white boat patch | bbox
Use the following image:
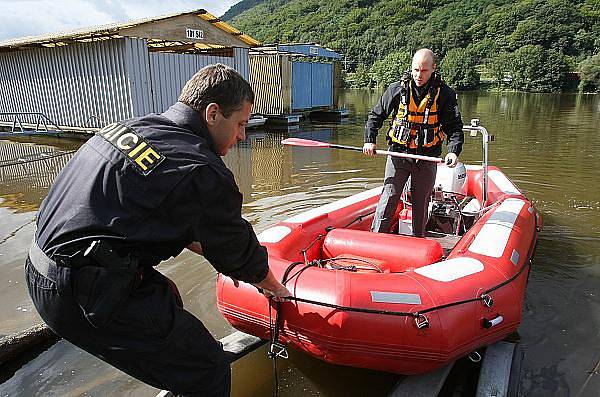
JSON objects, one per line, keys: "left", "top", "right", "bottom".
{"left": 286, "top": 187, "right": 381, "bottom": 224}
{"left": 257, "top": 226, "right": 292, "bottom": 243}
{"left": 489, "top": 170, "right": 520, "bottom": 195}
{"left": 370, "top": 291, "right": 422, "bottom": 305}
{"left": 465, "top": 164, "right": 483, "bottom": 170}
{"left": 468, "top": 199, "right": 526, "bottom": 258}
{"left": 414, "top": 257, "right": 484, "bottom": 282}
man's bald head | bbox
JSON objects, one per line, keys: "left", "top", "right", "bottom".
{"left": 411, "top": 48, "right": 436, "bottom": 87}
{"left": 413, "top": 49, "right": 436, "bottom": 66}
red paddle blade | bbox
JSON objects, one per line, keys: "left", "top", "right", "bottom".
{"left": 281, "top": 138, "right": 331, "bottom": 148}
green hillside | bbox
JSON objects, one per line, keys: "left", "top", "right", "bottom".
{"left": 223, "top": 0, "right": 600, "bottom": 92}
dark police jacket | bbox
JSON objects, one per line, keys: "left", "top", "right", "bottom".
{"left": 364, "top": 77, "right": 464, "bottom": 157}
{"left": 35, "top": 102, "right": 268, "bottom": 284}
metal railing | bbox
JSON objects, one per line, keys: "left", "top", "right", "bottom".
{"left": 0, "top": 112, "right": 63, "bottom": 134}
{"left": 463, "top": 119, "right": 494, "bottom": 207}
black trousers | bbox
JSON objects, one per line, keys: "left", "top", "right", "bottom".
{"left": 25, "top": 257, "right": 231, "bottom": 396}
{"left": 371, "top": 156, "right": 437, "bottom": 237}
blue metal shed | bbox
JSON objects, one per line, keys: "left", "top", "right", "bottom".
{"left": 249, "top": 43, "right": 342, "bottom": 115}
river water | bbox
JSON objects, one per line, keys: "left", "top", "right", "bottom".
{"left": 0, "top": 90, "right": 599, "bottom": 396}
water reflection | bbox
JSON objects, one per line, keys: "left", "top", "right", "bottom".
{"left": 0, "top": 141, "right": 75, "bottom": 212}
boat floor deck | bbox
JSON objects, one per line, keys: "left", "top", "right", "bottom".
{"left": 425, "top": 232, "right": 463, "bottom": 256}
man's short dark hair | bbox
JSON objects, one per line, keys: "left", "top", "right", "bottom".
{"left": 179, "top": 63, "right": 254, "bottom": 118}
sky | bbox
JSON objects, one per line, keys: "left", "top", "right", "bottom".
{"left": 0, "top": 0, "right": 242, "bottom": 41}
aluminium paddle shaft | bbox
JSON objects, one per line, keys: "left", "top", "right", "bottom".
{"left": 281, "top": 138, "right": 444, "bottom": 163}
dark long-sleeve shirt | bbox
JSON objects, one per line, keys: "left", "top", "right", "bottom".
{"left": 365, "top": 79, "right": 464, "bottom": 157}
{"left": 36, "top": 102, "right": 268, "bottom": 283}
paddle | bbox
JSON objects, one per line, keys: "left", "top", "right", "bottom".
{"left": 281, "top": 138, "right": 444, "bottom": 163}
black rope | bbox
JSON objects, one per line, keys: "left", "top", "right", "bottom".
{"left": 343, "top": 210, "right": 376, "bottom": 229}
{"left": 268, "top": 261, "right": 304, "bottom": 397}
{"left": 319, "top": 256, "right": 384, "bottom": 273}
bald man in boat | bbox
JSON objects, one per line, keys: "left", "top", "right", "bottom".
{"left": 364, "top": 48, "right": 464, "bottom": 236}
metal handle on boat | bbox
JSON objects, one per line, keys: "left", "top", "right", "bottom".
{"left": 482, "top": 315, "right": 504, "bottom": 329}
{"left": 462, "top": 119, "right": 493, "bottom": 208}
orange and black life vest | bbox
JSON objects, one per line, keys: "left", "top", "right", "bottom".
{"left": 387, "top": 73, "right": 445, "bottom": 151}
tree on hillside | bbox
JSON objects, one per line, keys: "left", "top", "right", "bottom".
{"left": 351, "top": 63, "right": 373, "bottom": 88}
{"left": 440, "top": 48, "right": 480, "bottom": 90}
{"left": 509, "top": 45, "right": 569, "bottom": 92}
{"left": 578, "top": 53, "right": 600, "bottom": 92}
{"left": 486, "top": 52, "right": 513, "bottom": 88}
{"left": 370, "top": 51, "right": 412, "bottom": 87}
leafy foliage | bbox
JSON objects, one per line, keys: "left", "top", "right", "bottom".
{"left": 578, "top": 53, "right": 600, "bottom": 91}
{"left": 223, "top": 0, "right": 600, "bottom": 92}
{"left": 440, "top": 48, "right": 480, "bottom": 90}
{"left": 370, "top": 51, "right": 411, "bottom": 88}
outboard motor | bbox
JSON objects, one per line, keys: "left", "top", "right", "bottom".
{"left": 427, "top": 163, "right": 475, "bottom": 235}
{"left": 434, "top": 163, "right": 467, "bottom": 198}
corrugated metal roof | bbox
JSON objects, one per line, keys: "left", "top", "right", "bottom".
{"left": 0, "top": 8, "right": 261, "bottom": 51}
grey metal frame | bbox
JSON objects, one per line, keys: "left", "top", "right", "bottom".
{"left": 0, "top": 112, "right": 63, "bottom": 133}
{"left": 463, "top": 118, "right": 492, "bottom": 207}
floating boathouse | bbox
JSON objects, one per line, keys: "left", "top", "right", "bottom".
{"left": 248, "top": 44, "right": 344, "bottom": 120}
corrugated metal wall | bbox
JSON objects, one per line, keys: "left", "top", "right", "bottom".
{"left": 234, "top": 48, "right": 249, "bottom": 81}
{"left": 0, "top": 38, "right": 147, "bottom": 128}
{"left": 125, "top": 39, "right": 153, "bottom": 118}
{"left": 0, "top": 41, "right": 250, "bottom": 127}
{"left": 249, "top": 54, "right": 285, "bottom": 116}
{"left": 149, "top": 48, "right": 249, "bottom": 114}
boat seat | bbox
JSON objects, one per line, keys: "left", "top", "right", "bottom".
{"left": 322, "top": 228, "right": 444, "bottom": 273}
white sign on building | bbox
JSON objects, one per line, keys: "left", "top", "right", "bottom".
{"left": 186, "top": 28, "right": 204, "bottom": 40}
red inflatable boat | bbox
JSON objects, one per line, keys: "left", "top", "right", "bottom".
{"left": 216, "top": 123, "right": 541, "bottom": 375}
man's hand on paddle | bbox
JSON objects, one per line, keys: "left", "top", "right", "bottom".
{"left": 363, "top": 143, "right": 376, "bottom": 156}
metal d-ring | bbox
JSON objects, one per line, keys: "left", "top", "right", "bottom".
{"left": 468, "top": 350, "right": 482, "bottom": 363}
{"left": 414, "top": 313, "right": 430, "bottom": 329}
{"left": 481, "top": 293, "right": 494, "bottom": 308}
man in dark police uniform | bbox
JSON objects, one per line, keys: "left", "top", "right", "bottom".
{"left": 25, "top": 64, "right": 291, "bottom": 396}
